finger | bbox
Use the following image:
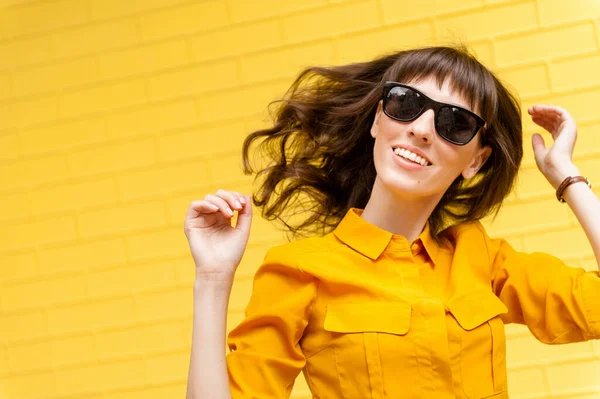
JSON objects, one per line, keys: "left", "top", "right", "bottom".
{"left": 204, "top": 194, "right": 235, "bottom": 218}
{"left": 531, "top": 133, "right": 546, "bottom": 165}
{"left": 190, "top": 199, "right": 219, "bottom": 214}
{"left": 215, "top": 189, "right": 244, "bottom": 211}
{"left": 234, "top": 194, "right": 253, "bottom": 233}
{"left": 234, "top": 192, "right": 246, "bottom": 205}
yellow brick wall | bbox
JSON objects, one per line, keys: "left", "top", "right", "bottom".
{"left": 0, "top": 0, "right": 599, "bottom": 398}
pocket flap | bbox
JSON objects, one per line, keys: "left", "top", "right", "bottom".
{"left": 446, "top": 291, "right": 508, "bottom": 331}
{"left": 324, "top": 301, "right": 411, "bottom": 335}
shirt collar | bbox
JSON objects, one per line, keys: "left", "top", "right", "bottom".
{"left": 332, "top": 207, "right": 442, "bottom": 263}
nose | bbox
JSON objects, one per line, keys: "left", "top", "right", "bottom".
{"left": 408, "top": 108, "right": 435, "bottom": 143}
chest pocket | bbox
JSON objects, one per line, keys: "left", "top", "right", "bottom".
{"left": 446, "top": 291, "right": 509, "bottom": 399}
{"left": 323, "top": 301, "right": 417, "bottom": 399}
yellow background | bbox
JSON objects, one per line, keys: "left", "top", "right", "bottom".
{"left": 0, "top": 0, "right": 599, "bottom": 398}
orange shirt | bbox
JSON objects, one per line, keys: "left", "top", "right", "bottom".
{"left": 226, "top": 208, "right": 600, "bottom": 398}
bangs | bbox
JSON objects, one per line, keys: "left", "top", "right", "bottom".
{"left": 384, "top": 46, "right": 499, "bottom": 129}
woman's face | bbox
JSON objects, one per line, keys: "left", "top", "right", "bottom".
{"left": 370, "top": 75, "right": 492, "bottom": 200}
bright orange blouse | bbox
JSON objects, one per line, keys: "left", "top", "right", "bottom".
{"left": 226, "top": 208, "right": 600, "bottom": 399}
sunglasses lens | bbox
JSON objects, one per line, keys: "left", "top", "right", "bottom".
{"left": 384, "top": 86, "right": 424, "bottom": 120}
{"left": 436, "top": 106, "right": 478, "bottom": 144}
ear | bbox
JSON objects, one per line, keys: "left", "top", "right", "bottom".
{"left": 370, "top": 100, "right": 383, "bottom": 139}
{"left": 462, "top": 145, "right": 492, "bottom": 180}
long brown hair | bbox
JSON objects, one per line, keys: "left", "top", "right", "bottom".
{"left": 241, "top": 44, "right": 523, "bottom": 244}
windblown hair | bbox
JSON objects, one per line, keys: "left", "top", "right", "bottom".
{"left": 241, "top": 44, "right": 523, "bottom": 244}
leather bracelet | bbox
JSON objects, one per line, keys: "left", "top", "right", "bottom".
{"left": 556, "top": 176, "right": 591, "bottom": 203}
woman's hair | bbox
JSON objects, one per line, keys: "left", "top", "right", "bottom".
{"left": 241, "top": 44, "right": 523, "bottom": 244}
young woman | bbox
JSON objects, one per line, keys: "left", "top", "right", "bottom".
{"left": 184, "top": 46, "right": 600, "bottom": 399}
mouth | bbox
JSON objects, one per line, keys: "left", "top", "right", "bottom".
{"left": 391, "top": 146, "right": 432, "bottom": 167}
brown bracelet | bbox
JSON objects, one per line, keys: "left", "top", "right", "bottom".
{"left": 556, "top": 176, "right": 591, "bottom": 203}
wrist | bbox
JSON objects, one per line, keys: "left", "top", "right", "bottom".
{"left": 194, "top": 277, "right": 234, "bottom": 294}
{"left": 548, "top": 164, "right": 581, "bottom": 189}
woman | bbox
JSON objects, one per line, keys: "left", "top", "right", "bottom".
{"left": 184, "top": 45, "right": 600, "bottom": 399}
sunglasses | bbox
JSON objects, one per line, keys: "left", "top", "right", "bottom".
{"left": 381, "top": 81, "right": 486, "bottom": 146}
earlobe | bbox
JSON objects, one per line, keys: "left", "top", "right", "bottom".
{"left": 462, "top": 145, "right": 492, "bottom": 179}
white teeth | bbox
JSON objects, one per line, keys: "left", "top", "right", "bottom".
{"left": 393, "top": 147, "right": 430, "bottom": 166}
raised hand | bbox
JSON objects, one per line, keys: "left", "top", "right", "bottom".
{"left": 528, "top": 104, "right": 580, "bottom": 189}
{"left": 183, "top": 189, "right": 253, "bottom": 281}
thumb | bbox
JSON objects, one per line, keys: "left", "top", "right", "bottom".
{"left": 531, "top": 133, "right": 546, "bottom": 165}
{"left": 234, "top": 194, "right": 253, "bottom": 235}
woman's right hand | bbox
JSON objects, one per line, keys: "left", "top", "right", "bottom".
{"left": 184, "top": 189, "right": 253, "bottom": 282}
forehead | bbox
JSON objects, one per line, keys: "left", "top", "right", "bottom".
{"left": 403, "top": 75, "right": 479, "bottom": 114}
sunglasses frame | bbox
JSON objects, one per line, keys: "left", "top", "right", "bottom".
{"left": 381, "top": 81, "right": 486, "bottom": 146}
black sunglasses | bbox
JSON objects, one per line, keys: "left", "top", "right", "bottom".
{"left": 381, "top": 81, "right": 486, "bottom": 146}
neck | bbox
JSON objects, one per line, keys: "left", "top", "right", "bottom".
{"left": 361, "top": 176, "right": 443, "bottom": 242}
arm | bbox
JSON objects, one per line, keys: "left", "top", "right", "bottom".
{"left": 187, "top": 278, "right": 234, "bottom": 399}
{"left": 528, "top": 105, "right": 600, "bottom": 271}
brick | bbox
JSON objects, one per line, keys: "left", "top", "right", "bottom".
{"left": 47, "top": 297, "right": 136, "bottom": 334}
{"left": 0, "top": 214, "right": 77, "bottom": 252}
{"left": 506, "top": 368, "right": 548, "bottom": 396}
{"left": 148, "top": 59, "right": 238, "bottom": 101}
{"left": 95, "top": 322, "right": 183, "bottom": 359}
{"left": 575, "top": 158, "right": 600, "bottom": 185}
{"left": 0, "top": 131, "right": 21, "bottom": 163}
{"left": 0, "top": 371, "right": 56, "bottom": 398}
{"left": 206, "top": 152, "right": 254, "bottom": 186}
{"left": 539, "top": 0, "right": 600, "bottom": 26}
{"left": 117, "top": 159, "right": 210, "bottom": 201}
{"left": 241, "top": 41, "right": 335, "bottom": 83}
{"left": 5, "top": 95, "right": 59, "bottom": 128}
{"left": 136, "top": 288, "right": 190, "bottom": 321}
{"left": 39, "top": 237, "right": 127, "bottom": 274}
{"left": 126, "top": 227, "right": 186, "bottom": 262}
{"left": 60, "top": 78, "right": 147, "bottom": 119}
{"left": 0, "top": 310, "right": 45, "bottom": 344}
{"left": 229, "top": 0, "right": 325, "bottom": 23}
{"left": 54, "top": 18, "right": 138, "bottom": 59}
{"left": 550, "top": 54, "right": 600, "bottom": 92}
{"left": 547, "top": 359, "right": 600, "bottom": 393}
{"left": 190, "top": 20, "right": 281, "bottom": 62}
{"left": 235, "top": 245, "right": 270, "bottom": 279}
{"left": 78, "top": 200, "right": 166, "bottom": 238}
{"left": 90, "top": 0, "right": 182, "bottom": 20}
{"left": 226, "top": 309, "right": 245, "bottom": 333}
{"left": 514, "top": 165, "right": 557, "bottom": 199}
{"left": 436, "top": 1, "right": 537, "bottom": 41}
{"left": 99, "top": 39, "right": 189, "bottom": 80}
{"left": 0, "top": 191, "right": 29, "bottom": 222}
{"left": 158, "top": 120, "right": 247, "bottom": 161}
{"left": 575, "top": 123, "right": 600, "bottom": 157}
{"left": 470, "top": 41, "right": 494, "bottom": 68}
{"left": 146, "top": 351, "right": 188, "bottom": 382}
{"left": 0, "top": 251, "right": 36, "bottom": 284}
{"left": 229, "top": 277, "right": 254, "bottom": 312}
{"left": 103, "top": 384, "right": 184, "bottom": 399}
{"left": 1, "top": 274, "right": 87, "bottom": 312}
{"left": 547, "top": 88, "right": 600, "bottom": 123}
{"left": 0, "top": 35, "right": 53, "bottom": 69}
{"left": 105, "top": 100, "right": 198, "bottom": 139}
{"left": 52, "top": 333, "right": 97, "bottom": 367}
{"left": 0, "top": 0, "right": 88, "bottom": 39}
{"left": 0, "top": 153, "right": 68, "bottom": 189}
{"left": 0, "top": 73, "right": 13, "bottom": 100}
{"left": 495, "top": 24, "right": 597, "bottom": 67}
{"left": 0, "top": 346, "right": 7, "bottom": 375}
{"left": 498, "top": 64, "right": 549, "bottom": 98}
{"left": 522, "top": 226, "right": 593, "bottom": 259}
{"left": 382, "top": 0, "right": 484, "bottom": 23}
{"left": 506, "top": 334, "right": 594, "bottom": 366}
{"left": 335, "top": 22, "right": 434, "bottom": 64}
{"left": 487, "top": 198, "right": 571, "bottom": 237}
{"left": 21, "top": 115, "right": 108, "bottom": 156}
{"left": 55, "top": 358, "right": 146, "bottom": 396}
{"left": 282, "top": 0, "right": 379, "bottom": 43}
{"left": 30, "top": 177, "right": 117, "bottom": 216}
{"left": 139, "top": 1, "right": 228, "bottom": 41}
{"left": 69, "top": 136, "right": 155, "bottom": 178}
{"left": 7, "top": 339, "right": 56, "bottom": 372}
{"left": 197, "top": 80, "right": 292, "bottom": 123}
{"left": 87, "top": 261, "right": 177, "bottom": 299}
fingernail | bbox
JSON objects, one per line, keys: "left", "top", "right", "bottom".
{"left": 235, "top": 200, "right": 242, "bottom": 209}
{"left": 227, "top": 208, "right": 234, "bottom": 216}
{"left": 239, "top": 196, "right": 246, "bottom": 204}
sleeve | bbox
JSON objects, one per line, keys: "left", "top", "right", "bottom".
{"left": 226, "top": 245, "right": 318, "bottom": 399}
{"left": 489, "top": 237, "right": 600, "bottom": 344}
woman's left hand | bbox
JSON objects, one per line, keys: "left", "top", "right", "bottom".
{"left": 528, "top": 104, "right": 580, "bottom": 189}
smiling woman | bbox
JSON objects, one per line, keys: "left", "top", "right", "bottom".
{"left": 184, "top": 45, "right": 600, "bottom": 399}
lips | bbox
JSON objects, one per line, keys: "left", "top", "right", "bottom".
{"left": 391, "top": 145, "right": 433, "bottom": 166}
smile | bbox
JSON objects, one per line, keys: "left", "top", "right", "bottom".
{"left": 392, "top": 147, "right": 431, "bottom": 166}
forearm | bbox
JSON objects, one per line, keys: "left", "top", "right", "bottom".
{"left": 561, "top": 169, "right": 600, "bottom": 272}
{"left": 186, "top": 278, "right": 234, "bottom": 399}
